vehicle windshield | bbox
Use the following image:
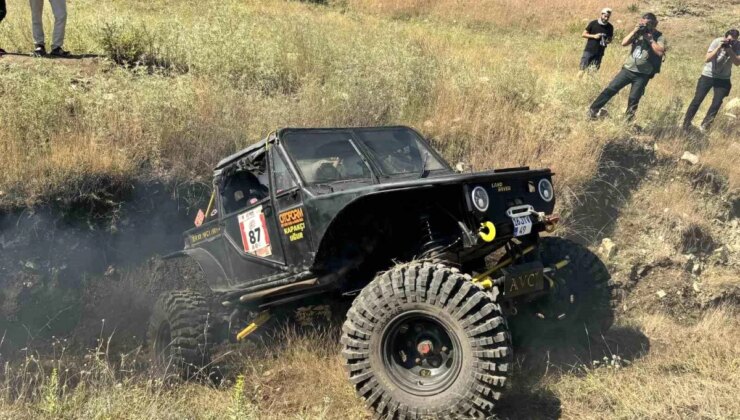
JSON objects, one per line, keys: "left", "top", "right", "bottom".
{"left": 281, "top": 131, "right": 372, "bottom": 184}
{"left": 281, "top": 128, "right": 447, "bottom": 185}
{"left": 354, "top": 127, "right": 446, "bottom": 176}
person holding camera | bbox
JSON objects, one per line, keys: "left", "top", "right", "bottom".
{"left": 579, "top": 8, "right": 614, "bottom": 72}
{"left": 589, "top": 13, "right": 666, "bottom": 121}
{"left": 0, "top": 0, "right": 7, "bottom": 56}
{"left": 682, "top": 29, "right": 740, "bottom": 132}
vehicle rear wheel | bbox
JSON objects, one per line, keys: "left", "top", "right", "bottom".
{"left": 513, "top": 237, "right": 617, "bottom": 342}
{"left": 341, "top": 262, "right": 511, "bottom": 419}
{"left": 147, "top": 290, "right": 215, "bottom": 379}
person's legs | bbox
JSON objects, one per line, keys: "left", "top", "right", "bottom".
{"left": 579, "top": 51, "right": 594, "bottom": 71}
{"left": 700, "top": 78, "right": 732, "bottom": 130}
{"left": 591, "top": 53, "right": 604, "bottom": 70}
{"left": 625, "top": 73, "right": 651, "bottom": 121}
{"left": 683, "top": 76, "right": 713, "bottom": 129}
{"left": 29, "top": 0, "right": 45, "bottom": 47}
{"left": 590, "top": 68, "right": 634, "bottom": 114}
{"left": 49, "top": 0, "right": 67, "bottom": 51}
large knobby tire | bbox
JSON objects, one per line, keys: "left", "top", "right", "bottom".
{"left": 513, "top": 237, "right": 617, "bottom": 342}
{"left": 341, "top": 262, "right": 511, "bottom": 419}
{"left": 147, "top": 290, "right": 215, "bottom": 379}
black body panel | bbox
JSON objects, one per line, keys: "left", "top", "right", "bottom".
{"left": 183, "top": 126, "right": 555, "bottom": 293}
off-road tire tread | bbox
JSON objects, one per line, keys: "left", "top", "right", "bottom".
{"left": 147, "top": 290, "right": 215, "bottom": 378}
{"left": 342, "top": 262, "right": 511, "bottom": 419}
{"left": 512, "top": 237, "right": 617, "bottom": 342}
{"left": 541, "top": 237, "right": 617, "bottom": 331}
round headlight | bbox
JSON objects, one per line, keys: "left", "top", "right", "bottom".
{"left": 471, "top": 186, "right": 489, "bottom": 212}
{"left": 538, "top": 179, "right": 554, "bottom": 202}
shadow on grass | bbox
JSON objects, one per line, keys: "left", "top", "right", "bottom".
{"left": 47, "top": 53, "right": 103, "bottom": 60}
{"left": 497, "top": 381, "right": 562, "bottom": 419}
{"left": 564, "top": 138, "right": 655, "bottom": 245}
{"left": 497, "top": 325, "right": 650, "bottom": 419}
{"left": 0, "top": 52, "right": 102, "bottom": 60}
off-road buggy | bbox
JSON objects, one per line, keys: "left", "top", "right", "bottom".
{"left": 149, "top": 126, "right": 615, "bottom": 418}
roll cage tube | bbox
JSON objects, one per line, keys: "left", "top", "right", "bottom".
{"left": 273, "top": 141, "right": 306, "bottom": 190}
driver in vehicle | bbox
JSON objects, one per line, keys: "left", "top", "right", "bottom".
{"left": 375, "top": 130, "right": 422, "bottom": 174}
{"left": 309, "top": 140, "right": 367, "bottom": 182}
{"left": 222, "top": 170, "right": 269, "bottom": 212}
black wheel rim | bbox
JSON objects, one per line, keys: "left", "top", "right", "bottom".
{"left": 538, "top": 271, "right": 578, "bottom": 319}
{"left": 536, "top": 270, "right": 600, "bottom": 326}
{"left": 381, "top": 310, "right": 462, "bottom": 396}
{"left": 154, "top": 322, "right": 172, "bottom": 364}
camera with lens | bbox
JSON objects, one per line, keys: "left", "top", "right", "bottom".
{"left": 720, "top": 39, "right": 735, "bottom": 48}
{"left": 637, "top": 24, "right": 649, "bottom": 35}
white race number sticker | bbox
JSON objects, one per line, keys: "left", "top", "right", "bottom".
{"left": 238, "top": 206, "right": 272, "bottom": 257}
{"left": 512, "top": 216, "right": 532, "bottom": 237}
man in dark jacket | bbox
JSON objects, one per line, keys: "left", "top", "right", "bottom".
{"left": 579, "top": 8, "right": 614, "bottom": 72}
{"left": 683, "top": 29, "right": 740, "bottom": 132}
{"left": 0, "top": 0, "right": 7, "bottom": 55}
{"left": 589, "top": 13, "right": 666, "bottom": 121}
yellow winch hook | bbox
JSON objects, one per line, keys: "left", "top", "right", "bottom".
{"left": 479, "top": 221, "right": 496, "bottom": 242}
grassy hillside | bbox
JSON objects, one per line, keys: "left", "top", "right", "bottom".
{"left": 1, "top": 0, "right": 736, "bottom": 209}
{"left": 1, "top": 0, "right": 739, "bottom": 418}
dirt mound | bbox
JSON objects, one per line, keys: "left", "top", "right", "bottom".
{"left": 71, "top": 256, "right": 210, "bottom": 352}
{"left": 594, "top": 140, "right": 740, "bottom": 321}
{"left": 0, "top": 182, "right": 206, "bottom": 353}
{"left": 618, "top": 259, "right": 740, "bottom": 322}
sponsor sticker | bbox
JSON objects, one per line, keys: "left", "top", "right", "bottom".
{"left": 189, "top": 226, "right": 221, "bottom": 245}
{"left": 238, "top": 206, "right": 272, "bottom": 257}
{"left": 279, "top": 207, "right": 306, "bottom": 242}
{"left": 194, "top": 209, "right": 205, "bottom": 227}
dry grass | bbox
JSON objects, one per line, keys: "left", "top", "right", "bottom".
{"left": 550, "top": 307, "right": 740, "bottom": 419}
{"left": 2, "top": 308, "right": 739, "bottom": 419}
{"left": 0, "top": 327, "right": 365, "bottom": 420}
{"left": 619, "top": 178, "right": 718, "bottom": 257}
{"left": 344, "top": 0, "right": 637, "bottom": 33}
{"left": 1, "top": 0, "right": 739, "bottom": 418}
{"left": 702, "top": 136, "right": 740, "bottom": 191}
{"left": 1, "top": 0, "right": 737, "bottom": 209}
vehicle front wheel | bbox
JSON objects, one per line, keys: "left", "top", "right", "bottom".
{"left": 341, "top": 262, "right": 511, "bottom": 419}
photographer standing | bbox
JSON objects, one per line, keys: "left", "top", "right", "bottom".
{"left": 589, "top": 13, "right": 666, "bottom": 121}
{"left": 579, "top": 8, "right": 614, "bottom": 72}
{"left": 683, "top": 29, "right": 740, "bottom": 132}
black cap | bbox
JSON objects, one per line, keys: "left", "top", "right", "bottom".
{"left": 726, "top": 29, "right": 739, "bottom": 38}
{"left": 642, "top": 12, "right": 658, "bottom": 23}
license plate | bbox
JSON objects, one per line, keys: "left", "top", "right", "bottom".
{"left": 502, "top": 262, "right": 544, "bottom": 298}
{"left": 511, "top": 215, "right": 532, "bottom": 237}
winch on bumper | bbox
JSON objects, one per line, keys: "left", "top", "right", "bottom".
{"left": 466, "top": 199, "right": 565, "bottom": 302}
